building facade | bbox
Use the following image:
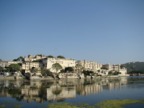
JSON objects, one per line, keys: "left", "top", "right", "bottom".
{"left": 102, "top": 64, "right": 127, "bottom": 75}
{"left": 77, "top": 60, "right": 102, "bottom": 72}
{"left": 42, "top": 58, "right": 76, "bottom": 73}
{"left": 0, "top": 61, "right": 21, "bottom": 68}
{"left": 22, "top": 62, "right": 40, "bottom": 72}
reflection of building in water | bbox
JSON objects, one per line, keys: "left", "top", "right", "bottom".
{"left": 0, "top": 77, "right": 128, "bottom": 103}
{"left": 76, "top": 83, "right": 102, "bottom": 96}
{"left": 107, "top": 77, "right": 128, "bottom": 90}
{"left": 46, "top": 84, "right": 76, "bottom": 101}
{"left": 108, "top": 82, "right": 121, "bottom": 90}
{"left": 120, "top": 77, "right": 128, "bottom": 85}
{"left": 21, "top": 81, "right": 44, "bottom": 103}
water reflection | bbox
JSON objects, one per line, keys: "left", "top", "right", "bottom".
{"left": 0, "top": 77, "right": 141, "bottom": 103}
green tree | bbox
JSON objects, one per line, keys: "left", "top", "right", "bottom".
{"left": 57, "top": 55, "right": 65, "bottom": 59}
{"left": 52, "top": 63, "right": 62, "bottom": 73}
{"left": 9, "top": 64, "right": 21, "bottom": 72}
{"left": 101, "top": 66, "right": 108, "bottom": 70}
{"left": 41, "top": 69, "right": 53, "bottom": 77}
{"left": 82, "top": 70, "right": 94, "bottom": 77}
{"left": 13, "top": 56, "right": 24, "bottom": 62}
{"left": 47, "top": 55, "right": 54, "bottom": 58}
{"left": 0, "top": 66, "right": 4, "bottom": 72}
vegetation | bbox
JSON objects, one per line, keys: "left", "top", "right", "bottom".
{"left": 108, "top": 71, "right": 121, "bottom": 75}
{"left": 101, "top": 66, "right": 108, "bottom": 70}
{"left": 47, "top": 55, "right": 54, "bottom": 58}
{"left": 48, "top": 103, "right": 78, "bottom": 108}
{"left": 0, "top": 66, "right": 4, "bottom": 72}
{"left": 8, "top": 64, "right": 21, "bottom": 72}
{"left": 41, "top": 68, "right": 53, "bottom": 77}
{"left": 95, "top": 99, "right": 143, "bottom": 108}
{"left": 52, "top": 63, "right": 62, "bottom": 73}
{"left": 122, "top": 62, "right": 144, "bottom": 74}
{"left": 57, "top": 55, "right": 65, "bottom": 59}
{"left": 13, "top": 56, "right": 24, "bottom": 62}
{"left": 82, "top": 70, "right": 94, "bottom": 77}
{"left": 48, "top": 99, "right": 144, "bottom": 108}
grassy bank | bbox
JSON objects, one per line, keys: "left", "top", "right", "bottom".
{"left": 0, "top": 99, "right": 144, "bottom": 108}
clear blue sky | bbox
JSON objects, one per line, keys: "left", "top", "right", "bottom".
{"left": 0, "top": 0, "right": 144, "bottom": 64}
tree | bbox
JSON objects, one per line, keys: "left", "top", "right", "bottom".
{"left": 82, "top": 70, "right": 94, "bottom": 77}
{"left": 52, "top": 63, "right": 62, "bottom": 73}
{"left": 9, "top": 64, "right": 21, "bottom": 72}
{"left": 57, "top": 55, "right": 65, "bottom": 59}
{"left": 13, "top": 56, "right": 24, "bottom": 62}
{"left": 0, "top": 66, "right": 4, "bottom": 72}
{"left": 47, "top": 55, "right": 54, "bottom": 58}
{"left": 41, "top": 69, "right": 53, "bottom": 77}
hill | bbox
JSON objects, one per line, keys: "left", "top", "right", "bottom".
{"left": 122, "top": 62, "right": 144, "bottom": 73}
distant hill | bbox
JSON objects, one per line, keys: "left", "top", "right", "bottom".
{"left": 122, "top": 62, "right": 144, "bottom": 73}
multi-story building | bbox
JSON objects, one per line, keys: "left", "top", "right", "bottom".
{"left": 77, "top": 60, "right": 102, "bottom": 72}
{"left": 102, "top": 64, "right": 127, "bottom": 75}
{"left": 102, "top": 64, "right": 113, "bottom": 70}
{"left": 22, "top": 62, "right": 40, "bottom": 72}
{"left": 0, "top": 61, "right": 21, "bottom": 68}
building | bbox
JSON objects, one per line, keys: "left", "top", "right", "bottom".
{"left": 43, "top": 58, "right": 76, "bottom": 73}
{"left": 24, "top": 54, "right": 47, "bottom": 62}
{"left": 22, "top": 62, "right": 40, "bottom": 72}
{"left": 102, "top": 64, "right": 113, "bottom": 70}
{"left": 102, "top": 64, "right": 127, "bottom": 76}
{"left": 0, "top": 61, "right": 21, "bottom": 68}
{"left": 77, "top": 60, "right": 102, "bottom": 72}
{"left": 0, "top": 61, "right": 8, "bottom": 67}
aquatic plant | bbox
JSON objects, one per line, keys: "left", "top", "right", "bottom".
{"left": 48, "top": 103, "right": 79, "bottom": 108}
{"left": 95, "top": 99, "right": 143, "bottom": 108}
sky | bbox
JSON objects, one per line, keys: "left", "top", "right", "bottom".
{"left": 0, "top": 0, "right": 144, "bottom": 64}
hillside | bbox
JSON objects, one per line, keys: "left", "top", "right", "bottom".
{"left": 122, "top": 62, "right": 144, "bottom": 73}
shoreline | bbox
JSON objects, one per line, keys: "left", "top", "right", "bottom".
{"left": 1, "top": 75, "right": 144, "bottom": 81}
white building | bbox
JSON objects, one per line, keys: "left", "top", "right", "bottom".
{"left": 22, "top": 62, "right": 40, "bottom": 71}
{"left": 119, "top": 67, "right": 128, "bottom": 76}
{"left": 77, "top": 60, "right": 102, "bottom": 72}
{"left": 43, "top": 58, "right": 76, "bottom": 73}
{"left": 102, "top": 64, "right": 127, "bottom": 76}
{"left": 0, "top": 61, "right": 21, "bottom": 68}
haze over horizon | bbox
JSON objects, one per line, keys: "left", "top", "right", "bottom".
{"left": 0, "top": 0, "right": 144, "bottom": 64}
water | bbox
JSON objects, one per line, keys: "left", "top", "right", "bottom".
{"left": 0, "top": 76, "right": 144, "bottom": 108}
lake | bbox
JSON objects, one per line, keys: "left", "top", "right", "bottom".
{"left": 0, "top": 76, "right": 144, "bottom": 108}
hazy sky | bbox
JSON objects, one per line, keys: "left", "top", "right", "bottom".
{"left": 0, "top": 0, "right": 144, "bottom": 64}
